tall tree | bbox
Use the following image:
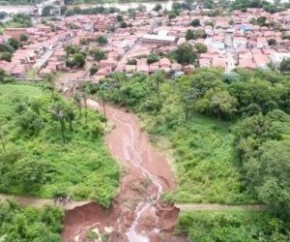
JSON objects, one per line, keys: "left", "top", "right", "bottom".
{"left": 50, "top": 102, "right": 67, "bottom": 143}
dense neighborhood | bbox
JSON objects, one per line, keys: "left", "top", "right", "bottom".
{"left": 2, "top": 3, "right": 290, "bottom": 82}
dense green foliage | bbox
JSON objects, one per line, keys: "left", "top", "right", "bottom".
{"left": 0, "top": 200, "right": 64, "bottom": 242}
{"left": 280, "top": 58, "right": 290, "bottom": 72}
{"left": 95, "top": 68, "right": 290, "bottom": 216}
{"left": 230, "top": 0, "right": 285, "bottom": 13}
{"left": 176, "top": 211, "right": 290, "bottom": 242}
{"left": 0, "top": 83, "right": 119, "bottom": 207}
{"left": 5, "top": 13, "right": 32, "bottom": 28}
{"left": 0, "top": 38, "right": 21, "bottom": 62}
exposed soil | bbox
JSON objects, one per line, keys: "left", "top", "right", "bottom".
{"left": 62, "top": 100, "right": 185, "bottom": 242}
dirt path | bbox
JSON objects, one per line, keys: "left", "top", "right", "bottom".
{"left": 0, "top": 193, "right": 89, "bottom": 210}
{"left": 176, "top": 203, "right": 266, "bottom": 212}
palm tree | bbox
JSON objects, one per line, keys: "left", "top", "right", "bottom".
{"left": 73, "top": 93, "right": 82, "bottom": 118}
{"left": 50, "top": 102, "right": 66, "bottom": 143}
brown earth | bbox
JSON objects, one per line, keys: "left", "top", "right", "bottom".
{"left": 62, "top": 99, "right": 184, "bottom": 242}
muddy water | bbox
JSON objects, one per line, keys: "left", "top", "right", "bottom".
{"left": 80, "top": 99, "right": 177, "bottom": 242}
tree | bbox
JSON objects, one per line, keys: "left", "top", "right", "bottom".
{"left": 195, "top": 43, "right": 208, "bottom": 53}
{"left": 153, "top": 3, "right": 162, "bottom": 11}
{"left": 257, "top": 16, "right": 267, "bottom": 26}
{"left": 120, "top": 22, "right": 128, "bottom": 28}
{"left": 256, "top": 140, "right": 290, "bottom": 218}
{"left": 116, "top": 15, "right": 123, "bottom": 22}
{"left": 50, "top": 102, "right": 67, "bottom": 143}
{"left": 19, "top": 34, "right": 28, "bottom": 42}
{"left": 96, "top": 35, "right": 108, "bottom": 45}
{"left": 66, "top": 53, "right": 86, "bottom": 68}
{"left": 12, "top": 158, "right": 48, "bottom": 193}
{"left": 147, "top": 53, "right": 159, "bottom": 64}
{"left": 11, "top": 13, "right": 32, "bottom": 27}
{"left": 18, "top": 110, "right": 44, "bottom": 136}
{"left": 7, "top": 38, "right": 21, "bottom": 50}
{"left": 191, "top": 19, "right": 201, "bottom": 27}
{"left": 73, "top": 93, "right": 82, "bottom": 118}
{"left": 65, "top": 45, "right": 79, "bottom": 55}
{"left": 90, "top": 49, "right": 105, "bottom": 61}
{"left": 174, "top": 44, "right": 197, "bottom": 65}
{"left": 1, "top": 52, "right": 12, "bottom": 62}
{"left": 82, "top": 90, "right": 89, "bottom": 125}
{"left": 195, "top": 88, "right": 238, "bottom": 119}
{"left": 168, "top": 11, "right": 177, "bottom": 20}
{"left": 267, "top": 38, "right": 277, "bottom": 46}
{"left": 279, "top": 58, "right": 290, "bottom": 72}
{"left": 89, "top": 64, "right": 98, "bottom": 75}
{"left": 185, "top": 30, "right": 195, "bottom": 40}
{"left": 0, "top": 11, "right": 7, "bottom": 20}
{"left": 74, "top": 53, "right": 86, "bottom": 68}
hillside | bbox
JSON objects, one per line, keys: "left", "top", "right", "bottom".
{"left": 0, "top": 82, "right": 119, "bottom": 208}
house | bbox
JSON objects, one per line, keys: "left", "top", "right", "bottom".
{"left": 233, "top": 37, "right": 247, "bottom": 49}
{"left": 141, "top": 34, "right": 176, "bottom": 45}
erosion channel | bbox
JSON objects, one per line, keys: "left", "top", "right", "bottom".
{"left": 63, "top": 99, "right": 185, "bottom": 242}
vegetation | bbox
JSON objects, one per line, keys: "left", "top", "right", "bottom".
{"left": 5, "top": 13, "right": 32, "bottom": 28}
{"left": 0, "top": 52, "right": 12, "bottom": 62}
{"left": 176, "top": 211, "right": 290, "bottom": 242}
{"left": 147, "top": 53, "right": 160, "bottom": 64}
{"left": 94, "top": 68, "right": 290, "bottom": 214}
{"left": 0, "top": 200, "right": 64, "bottom": 242}
{"left": 194, "top": 43, "right": 207, "bottom": 53}
{"left": 230, "top": 0, "right": 285, "bottom": 13}
{"left": 96, "top": 35, "right": 108, "bottom": 46}
{"left": 90, "top": 49, "right": 106, "bottom": 61}
{"left": 171, "top": 44, "right": 197, "bottom": 65}
{"left": 0, "top": 83, "right": 119, "bottom": 207}
{"left": 89, "top": 67, "right": 290, "bottom": 239}
{"left": 279, "top": 58, "right": 290, "bottom": 72}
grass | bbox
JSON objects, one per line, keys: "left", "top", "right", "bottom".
{"left": 176, "top": 210, "right": 290, "bottom": 242}
{"left": 138, "top": 83, "right": 255, "bottom": 205}
{"left": 162, "top": 114, "right": 255, "bottom": 204}
{"left": 0, "top": 83, "right": 119, "bottom": 207}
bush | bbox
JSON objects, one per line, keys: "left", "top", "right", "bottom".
{"left": 173, "top": 44, "right": 197, "bottom": 65}
{"left": 96, "top": 35, "right": 108, "bottom": 45}
{"left": 279, "top": 58, "right": 290, "bottom": 72}
{"left": 147, "top": 53, "right": 159, "bottom": 64}
{"left": 7, "top": 38, "right": 21, "bottom": 50}
{"left": 127, "top": 59, "right": 137, "bottom": 65}
{"left": 19, "top": 34, "right": 28, "bottom": 42}
{"left": 191, "top": 19, "right": 200, "bottom": 26}
{"left": 194, "top": 43, "right": 207, "bottom": 53}
{"left": 120, "top": 21, "right": 128, "bottom": 28}
{"left": 185, "top": 30, "right": 194, "bottom": 40}
{"left": 267, "top": 38, "right": 277, "bottom": 46}
{"left": 89, "top": 64, "right": 98, "bottom": 75}
{"left": 91, "top": 49, "right": 106, "bottom": 61}
{"left": 1, "top": 52, "right": 12, "bottom": 62}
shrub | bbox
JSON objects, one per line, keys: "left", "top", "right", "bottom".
{"left": 147, "top": 53, "right": 160, "bottom": 64}
{"left": 1, "top": 52, "right": 12, "bottom": 62}
{"left": 90, "top": 64, "right": 98, "bottom": 75}
{"left": 19, "top": 34, "right": 28, "bottom": 42}
{"left": 191, "top": 19, "right": 200, "bottom": 26}
{"left": 96, "top": 35, "right": 108, "bottom": 45}
{"left": 194, "top": 43, "right": 207, "bottom": 53}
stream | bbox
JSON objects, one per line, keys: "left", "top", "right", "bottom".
{"left": 73, "top": 99, "right": 179, "bottom": 242}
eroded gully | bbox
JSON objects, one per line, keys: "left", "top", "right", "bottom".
{"left": 62, "top": 99, "right": 186, "bottom": 242}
